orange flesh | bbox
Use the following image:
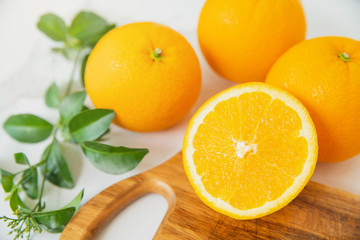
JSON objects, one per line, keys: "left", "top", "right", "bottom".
{"left": 193, "top": 92, "right": 308, "bottom": 210}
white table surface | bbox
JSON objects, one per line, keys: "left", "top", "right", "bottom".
{"left": 0, "top": 0, "right": 360, "bottom": 239}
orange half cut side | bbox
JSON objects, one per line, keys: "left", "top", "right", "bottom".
{"left": 183, "top": 82, "right": 318, "bottom": 219}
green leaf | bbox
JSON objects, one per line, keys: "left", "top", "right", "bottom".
{"left": 21, "top": 207, "right": 32, "bottom": 214}
{"left": 81, "top": 141, "right": 148, "bottom": 174}
{"left": 65, "top": 36, "right": 82, "bottom": 49}
{"left": 96, "top": 128, "right": 110, "bottom": 141}
{"left": 88, "top": 23, "right": 116, "bottom": 47}
{"left": 21, "top": 167, "right": 38, "bottom": 199}
{"left": 59, "top": 91, "right": 86, "bottom": 126}
{"left": 69, "top": 109, "right": 115, "bottom": 143}
{"left": 60, "top": 106, "right": 90, "bottom": 144}
{"left": 33, "top": 207, "right": 75, "bottom": 233}
{"left": 81, "top": 54, "right": 89, "bottom": 87}
{"left": 10, "top": 190, "right": 28, "bottom": 212}
{"left": 0, "top": 169, "right": 14, "bottom": 192}
{"left": 62, "top": 189, "right": 84, "bottom": 211}
{"left": 81, "top": 105, "right": 90, "bottom": 112}
{"left": 14, "top": 152, "right": 30, "bottom": 165}
{"left": 68, "top": 11, "right": 110, "bottom": 45}
{"left": 36, "top": 201, "right": 46, "bottom": 211}
{"left": 37, "top": 13, "right": 67, "bottom": 41}
{"left": 3, "top": 114, "right": 53, "bottom": 143}
{"left": 60, "top": 126, "right": 76, "bottom": 143}
{"left": 42, "top": 140, "right": 74, "bottom": 189}
{"left": 45, "top": 82, "right": 61, "bottom": 108}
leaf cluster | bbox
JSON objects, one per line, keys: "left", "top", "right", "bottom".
{"left": 2, "top": 80, "right": 148, "bottom": 239}
{"left": 0, "top": 11, "right": 148, "bottom": 240}
{"left": 38, "top": 11, "right": 116, "bottom": 87}
{"left": 38, "top": 11, "right": 115, "bottom": 60}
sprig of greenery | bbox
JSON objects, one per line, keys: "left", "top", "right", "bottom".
{"left": 0, "top": 11, "right": 148, "bottom": 239}
{"left": 1, "top": 208, "right": 42, "bottom": 239}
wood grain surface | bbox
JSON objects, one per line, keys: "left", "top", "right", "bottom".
{"left": 60, "top": 152, "right": 360, "bottom": 240}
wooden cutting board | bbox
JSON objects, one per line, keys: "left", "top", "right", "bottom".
{"left": 60, "top": 152, "right": 360, "bottom": 240}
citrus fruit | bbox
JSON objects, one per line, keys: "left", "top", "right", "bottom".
{"left": 85, "top": 22, "right": 201, "bottom": 132}
{"left": 198, "top": 0, "right": 306, "bottom": 83}
{"left": 183, "top": 82, "right": 317, "bottom": 219}
{"left": 266, "top": 36, "right": 360, "bottom": 163}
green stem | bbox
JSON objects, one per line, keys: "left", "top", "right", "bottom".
{"left": 150, "top": 48, "right": 163, "bottom": 62}
{"left": 0, "top": 216, "right": 17, "bottom": 221}
{"left": 18, "top": 220, "right": 25, "bottom": 235}
{"left": 32, "top": 48, "right": 79, "bottom": 212}
{"left": 64, "top": 50, "right": 81, "bottom": 96}
{"left": 34, "top": 169, "right": 46, "bottom": 212}
{"left": 13, "top": 169, "right": 27, "bottom": 178}
{"left": 27, "top": 228, "right": 31, "bottom": 240}
{"left": 32, "top": 49, "right": 80, "bottom": 211}
{"left": 33, "top": 122, "right": 60, "bottom": 212}
{"left": 338, "top": 52, "right": 351, "bottom": 62}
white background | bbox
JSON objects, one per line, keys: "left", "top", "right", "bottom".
{"left": 0, "top": 0, "right": 360, "bottom": 239}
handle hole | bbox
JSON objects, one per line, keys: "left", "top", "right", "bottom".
{"left": 95, "top": 193, "right": 168, "bottom": 240}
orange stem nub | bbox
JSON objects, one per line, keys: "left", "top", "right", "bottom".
{"left": 338, "top": 52, "right": 351, "bottom": 62}
{"left": 151, "top": 48, "right": 163, "bottom": 62}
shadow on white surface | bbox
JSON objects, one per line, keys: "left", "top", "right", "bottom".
{"left": 311, "top": 154, "right": 360, "bottom": 194}
{"left": 95, "top": 194, "right": 168, "bottom": 240}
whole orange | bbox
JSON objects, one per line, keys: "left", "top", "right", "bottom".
{"left": 266, "top": 36, "right": 360, "bottom": 163}
{"left": 198, "top": 0, "right": 306, "bottom": 83}
{"left": 85, "top": 22, "right": 201, "bottom": 132}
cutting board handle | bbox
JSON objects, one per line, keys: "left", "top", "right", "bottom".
{"left": 60, "top": 174, "right": 175, "bottom": 240}
{"left": 61, "top": 152, "right": 360, "bottom": 239}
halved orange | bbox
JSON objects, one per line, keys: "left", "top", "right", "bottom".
{"left": 183, "top": 82, "right": 318, "bottom": 219}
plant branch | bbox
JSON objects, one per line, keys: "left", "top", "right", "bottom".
{"left": 64, "top": 50, "right": 81, "bottom": 96}
{"left": 33, "top": 45, "right": 79, "bottom": 212}
{"left": 1, "top": 11, "right": 116, "bottom": 239}
{"left": 33, "top": 121, "right": 60, "bottom": 212}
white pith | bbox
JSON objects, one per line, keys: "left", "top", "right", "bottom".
{"left": 235, "top": 141, "right": 257, "bottom": 158}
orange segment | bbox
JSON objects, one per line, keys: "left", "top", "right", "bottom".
{"left": 183, "top": 82, "right": 317, "bottom": 219}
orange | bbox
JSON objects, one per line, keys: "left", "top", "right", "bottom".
{"left": 198, "top": 0, "right": 306, "bottom": 83}
{"left": 85, "top": 22, "right": 201, "bottom": 132}
{"left": 266, "top": 37, "right": 360, "bottom": 163}
{"left": 183, "top": 83, "right": 317, "bottom": 219}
